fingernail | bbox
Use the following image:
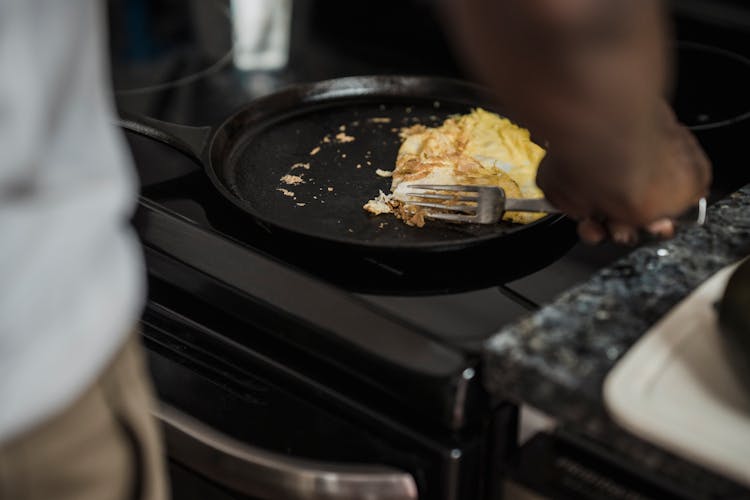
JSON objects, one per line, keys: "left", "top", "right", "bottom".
{"left": 646, "top": 219, "right": 674, "bottom": 238}
{"left": 612, "top": 228, "right": 637, "bottom": 246}
{"left": 578, "top": 222, "right": 605, "bottom": 244}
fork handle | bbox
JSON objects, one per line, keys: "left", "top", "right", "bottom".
{"left": 504, "top": 197, "right": 561, "bottom": 213}
{"left": 503, "top": 196, "right": 706, "bottom": 223}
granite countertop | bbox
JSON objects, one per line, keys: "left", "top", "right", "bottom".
{"left": 483, "top": 185, "right": 750, "bottom": 495}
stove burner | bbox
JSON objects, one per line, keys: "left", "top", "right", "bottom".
{"left": 108, "top": 0, "right": 243, "bottom": 123}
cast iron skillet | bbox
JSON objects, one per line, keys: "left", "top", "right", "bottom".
{"left": 121, "top": 76, "right": 571, "bottom": 258}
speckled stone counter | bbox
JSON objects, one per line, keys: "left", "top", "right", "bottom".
{"left": 483, "top": 185, "right": 750, "bottom": 495}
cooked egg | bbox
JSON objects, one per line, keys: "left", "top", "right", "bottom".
{"left": 364, "top": 108, "right": 546, "bottom": 226}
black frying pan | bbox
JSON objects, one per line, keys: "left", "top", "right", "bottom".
{"left": 121, "top": 75, "right": 572, "bottom": 258}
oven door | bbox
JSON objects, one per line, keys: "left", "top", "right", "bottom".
{"left": 140, "top": 296, "right": 485, "bottom": 500}
{"left": 141, "top": 311, "right": 418, "bottom": 500}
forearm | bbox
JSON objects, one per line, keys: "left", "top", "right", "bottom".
{"left": 447, "top": 0, "right": 669, "bottom": 130}
{"left": 444, "top": 0, "right": 709, "bottom": 227}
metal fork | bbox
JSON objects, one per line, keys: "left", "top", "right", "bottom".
{"left": 402, "top": 185, "right": 560, "bottom": 224}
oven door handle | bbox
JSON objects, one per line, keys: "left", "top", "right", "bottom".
{"left": 153, "top": 404, "right": 419, "bottom": 500}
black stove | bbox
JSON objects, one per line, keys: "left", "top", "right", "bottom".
{"left": 109, "top": 1, "right": 750, "bottom": 498}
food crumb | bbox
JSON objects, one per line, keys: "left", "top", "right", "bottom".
{"left": 348, "top": 229, "right": 354, "bottom": 233}
{"left": 375, "top": 169, "right": 393, "bottom": 177}
{"left": 327, "top": 187, "right": 334, "bottom": 192}
{"left": 356, "top": 163, "right": 362, "bottom": 169}
{"left": 369, "top": 117, "right": 391, "bottom": 124}
{"left": 322, "top": 135, "right": 331, "bottom": 143}
{"left": 296, "top": 202, "right": 306, "bottom": 207}
{"left": 291, "top": 162, "right": 310, "bottom": 170}
{"left": 277, "top": 188, "right": 295, "bottom": 197}
{"left": 341, "top": 153, "right": 347, "bottom": 158}
{"left": 335, "top": 132, "right": 355, "bottom": 143}
{"left": 379, "top": 222, "right": 387, "bottom": 228}
{"left": 339, "top": 124, "right": 346, "bottom": 132}
{"left": 309, "top": 146, "right": 321, "bottom": 156}
{"left": 390, "top": 127, "right": 398, "bottom": 132}
{"left": 363, "top": 190, "right": 394, "bottom": 216}
{"left": 366, "top": 160, "right": 372, "bottom": 166}
{"left": 280, "top": 174, "right": 304, "bottom": 185}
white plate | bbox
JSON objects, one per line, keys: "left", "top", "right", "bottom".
{"left": 604, "top": 261, "right": 750, "bottom": 488}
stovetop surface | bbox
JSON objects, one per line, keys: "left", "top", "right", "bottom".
{"left": 116, "top": 1, "right": 750, "bottom": 351}
{"left": 110, "top": 0, "right": 640, "bottom": 348}
{"left": 124, "top": 109, "right": 631, "bottom": 350}
{"left": 127, "top": 130, "right": 585, "bottom": 350}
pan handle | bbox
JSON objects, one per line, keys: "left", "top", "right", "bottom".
{"left": 118, "top": 112, "right": 212, "bottom": 164}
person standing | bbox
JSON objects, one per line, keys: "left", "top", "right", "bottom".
{"left": 0, "top": 1, "right": 168, "bottom": 499}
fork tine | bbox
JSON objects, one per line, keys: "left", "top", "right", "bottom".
{"left": 409, "top": 201, "right": 477, "bottom": 213}
{"left": 402, "top": 191, "right": 479, "bottom": 202}
{"left": 410, "top": 184, "right": 480, "bottom": 192}
{"left": 424, "top": 212, "right": 477, "bottom": 223}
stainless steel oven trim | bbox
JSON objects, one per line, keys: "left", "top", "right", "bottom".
{"left": 154, "top": 404, "right": 419, "bottom": 499}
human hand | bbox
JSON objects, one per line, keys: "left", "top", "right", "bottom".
{"left": 538, "top": 101, "right": 711, "bottom": 244}
{"left": 443, "top": 0, "right": 712, "bottom": 244}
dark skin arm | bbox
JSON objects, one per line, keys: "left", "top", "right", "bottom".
{"left": 442, "top": 0, "right": 711, "bottom": 243}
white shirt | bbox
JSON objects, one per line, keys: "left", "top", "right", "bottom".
{"left": 0, "top": 0, "right": 144, "bottom": 441}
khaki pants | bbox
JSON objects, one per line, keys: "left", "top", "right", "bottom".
{"left": 0, "top": 333, "right": 169, "bottom": 500}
